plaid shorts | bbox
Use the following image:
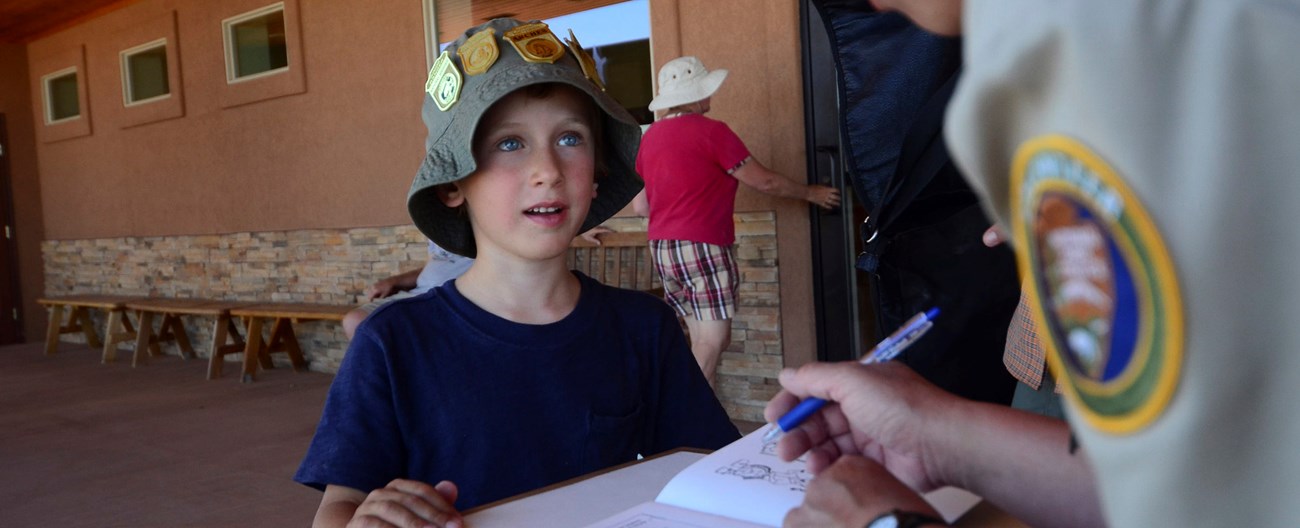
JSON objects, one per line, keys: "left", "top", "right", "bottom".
{"left": 650, "top": 240, "right": 739, "bottom": 321}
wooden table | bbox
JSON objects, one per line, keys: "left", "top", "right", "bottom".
{"left": 37, "top": 294, "right": 145, "bottom": 361}
{"left": 463, "top": 449, "right": 1018, "bottom": 527}
{"left": 124, "top": 298, "right": 258, "bottom": 379}
{"left": 229, "top": 303, "right": 351, "bottom": 383}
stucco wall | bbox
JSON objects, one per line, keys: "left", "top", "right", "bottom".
{"left": 24, "top": 0, "right": 820, "bottom": 378}
{"left": 27, "top": 0, "right": 428, "bottom": 240}
{"left": 0, "top": 43, "right": 48, "bottom": 341}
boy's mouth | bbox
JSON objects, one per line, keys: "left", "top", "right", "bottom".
{"left": 523, "top": 202, "right": 569, "bottom": 227}
{"left": 524, "top": 205, "right": 564, "bottom": 216}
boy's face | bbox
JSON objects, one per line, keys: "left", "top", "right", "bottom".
{"left": 442, "top": 85, "right": 598, "bottom": 262}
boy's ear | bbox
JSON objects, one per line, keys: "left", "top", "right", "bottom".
{"left": 435, "top": 183, "right": 465, "bottom": 207}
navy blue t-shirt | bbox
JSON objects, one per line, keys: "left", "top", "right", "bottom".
{"left": 294, "top": 272, "right": 739, "bottom": 509}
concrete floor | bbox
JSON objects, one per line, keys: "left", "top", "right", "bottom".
{"left": 0, "top": 340, "right": 765, "bottom": 527}
{"left": 0, "top": 341, "right": 330, "bottom": 527}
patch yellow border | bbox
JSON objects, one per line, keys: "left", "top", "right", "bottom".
{"left": 1011, "top": 135, "right": 1184, "bottom": 434}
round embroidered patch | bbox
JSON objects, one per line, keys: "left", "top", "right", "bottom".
{"left": 1011, "top": 135, "right": 1184, "bottom": 434}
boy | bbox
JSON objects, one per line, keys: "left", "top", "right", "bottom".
{"left": 294, "top": 18, "right": 740, "bottom": 528}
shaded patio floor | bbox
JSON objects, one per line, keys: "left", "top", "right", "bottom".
{"left": 0, "top": 340, "right": 765, "bottom": 527}
{"left": 0, "top": 341, "right": 330, "bottom": 527}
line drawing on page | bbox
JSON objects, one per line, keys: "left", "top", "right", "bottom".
{"left": 715, "top": 459, "right": 811, "bottom": 491}
{"left": 758, "top": 440, "right": 808, "bottom": 462}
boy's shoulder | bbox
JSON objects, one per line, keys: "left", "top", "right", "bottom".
{"left": 577, "top": 272, "right": 667, "bottom": 307}
{"left": 362, "top": 287, "right": 455, "bottom": 332}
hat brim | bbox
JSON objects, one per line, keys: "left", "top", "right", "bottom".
{"left": 647, "top": 69, "right": 728, "bottom": 112}
{"left": 407, "top": 19, "right": 644, "bottom": 258}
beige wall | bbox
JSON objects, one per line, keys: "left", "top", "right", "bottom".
{"left": 27, "top": 0, "right": 429, "bottom": 240}
{"left": 23, "top": 0, "right": 819, "bottom": 367}
{"left": 650, "top": 0, "right": 817, "bottom": 368}
{"left": 0, "top": 43, "right": 49, "bottom": 341}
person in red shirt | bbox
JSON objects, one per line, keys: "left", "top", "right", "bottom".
{"left": 633, "top": 56, "right": 840, "bottom": 386}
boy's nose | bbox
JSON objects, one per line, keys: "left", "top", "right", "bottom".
{"left": 529, "top": 148, "right": 565, "bottom": 187}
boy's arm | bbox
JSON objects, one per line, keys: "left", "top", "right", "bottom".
{"left": 313, "top": 485, "right": 365, "bottom": 527}
{"left": 314, "top": 481, "right": 463, "bottom": 528}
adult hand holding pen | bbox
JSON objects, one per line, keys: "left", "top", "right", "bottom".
{"left": 767, "top": 360, "right": 1103, "bottom": 528}
{"left": 764, "top": 362, "right": 950, "bottom": 485}
{"left": 764, "top": 362, "right": 953, "bottom": 526}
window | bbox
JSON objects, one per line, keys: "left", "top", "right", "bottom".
{"left": 42, "top": 67, "right": 81, "bottom": 124}
{"left": 223, "top": 3, "right": 289, "bottom": 83}
{"left": 121, "top": 39, "right": 171, "bottom": 105}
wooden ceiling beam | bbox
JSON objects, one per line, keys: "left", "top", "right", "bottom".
{"left": 0, "top": 0, "right": 140, "bottom": 44}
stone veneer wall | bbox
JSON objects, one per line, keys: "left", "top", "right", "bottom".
{"left": 41, "top": 212, "right": 784, "bottom": 422}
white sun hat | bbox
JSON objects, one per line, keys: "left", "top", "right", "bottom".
{"left": 647, "top": 56, "right": 729, "bottom": 112}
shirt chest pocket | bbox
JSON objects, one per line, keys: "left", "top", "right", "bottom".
{"left": 581, "top": 402, "right": 644, "bottom": 470}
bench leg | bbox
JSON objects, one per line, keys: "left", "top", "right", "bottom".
{"left": 165, "top": 314, "right": 195, "bottom": 359}
{"left": 75, "top": 307, "right": 103, "bottom": 348}
{"left": 208, "top": 316, "right": 248, "bottom": 380}
{"left": 269, "top": 318, "right": 308, "bottom": 372}
{"left": 133, "top": 311, "right": 156, "bottom": 367}
{"left": 209, "top": 315, "right": 228, "bottom": 380}
{"left": 44, "top": 304, "right": 65, "bottom": 355}
{"left": 241, "top": 317, "right": 264, "bottom": 383}
{"left": 102, "top": 310, "right": 124, "bottom": 363}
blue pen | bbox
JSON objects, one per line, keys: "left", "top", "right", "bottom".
{"left": 761, "top": 307, "right": 940, "bottom": 444}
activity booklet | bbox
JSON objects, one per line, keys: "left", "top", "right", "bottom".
{"left": 582, "top": 426, "right": 812, "bottom": 527}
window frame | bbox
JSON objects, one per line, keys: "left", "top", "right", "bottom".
{"left": 120, "top": 38, "right": 172, "bottom": 107}
{"left": 41, "top": 66, "right": 82, "bottom": 125}
{"left": 221, "top": 2, "right": 290, "bottom": 84}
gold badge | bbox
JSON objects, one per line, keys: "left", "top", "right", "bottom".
{"left": 425, "top": 50, "right": 462, "bottom": 111}
{"left": 457, "top": 28, "right": 499, "bottom": 76}
{"left": 563, "top": 29, "right": 605, "bottom": 91}
{"left": 503, "top": 22, "right": 566, "bottom": 64}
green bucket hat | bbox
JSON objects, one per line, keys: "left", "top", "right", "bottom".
{"left": 408, "top": 17, "right": 644, "bottom": 258}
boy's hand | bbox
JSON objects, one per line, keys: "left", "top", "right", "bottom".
{"left": 348, "top": 479, "right": 462, "bottom": 528}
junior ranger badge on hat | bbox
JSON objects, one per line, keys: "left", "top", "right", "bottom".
{"left": 425, "top": 51, "right": 462, "bottom": 111}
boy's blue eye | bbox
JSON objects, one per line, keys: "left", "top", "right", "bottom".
{"left": 558, "top": 132, "right": 584, "bottom": 147}
{"left": 496, "top": 137, "right": 523, "bottom": 152}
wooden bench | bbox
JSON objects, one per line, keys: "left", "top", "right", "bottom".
{"left": 229, "top": 303, "right": 352, "bottom": 383}
{"left": 567, "top": 231, "right": 658, "bottom": 292}
{"left": 37, "top": 295, "right": 146, "bottom": 361}
{"left": 125, "top": 298, "right": 259, "bottom": 379}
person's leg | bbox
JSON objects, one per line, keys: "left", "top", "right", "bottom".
{"left": 684, "top": 318, "right": 730, "bottom": 386}
{"left": 682, "top": 243, "right": 739, "bottom": 387}
{"left": 649, "top": 240, "right": 740, "bottom": 386}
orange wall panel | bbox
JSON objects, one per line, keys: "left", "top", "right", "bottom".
{"left": 28, "top": 0, "right": 429, "bottom": 240}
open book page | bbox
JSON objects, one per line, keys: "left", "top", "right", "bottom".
{"left": 582, "top": 427, "right": 983, "bottom": 528}
{"left": 652, "top": 426, "right": 810, "bottom": 526}
{"left": 585, "top": 501, "right": 769, "bottom": 528}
